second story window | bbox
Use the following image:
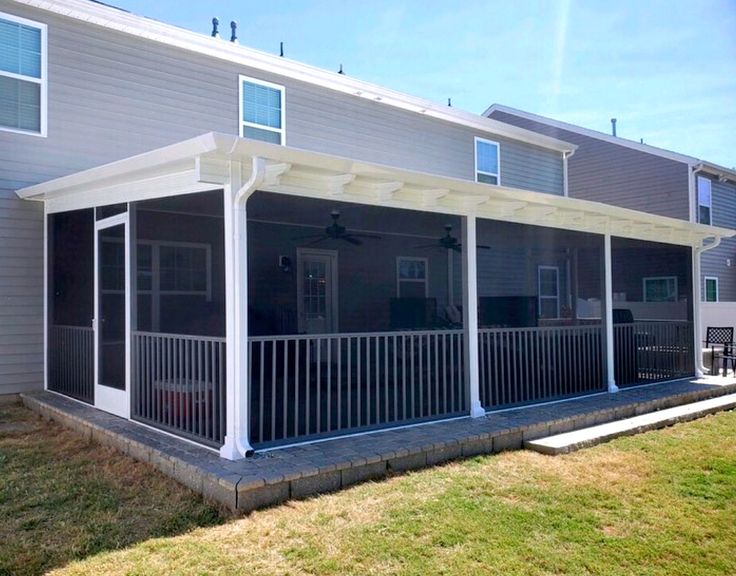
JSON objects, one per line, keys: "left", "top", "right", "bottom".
{"left": 475, "top": 137, "right": 500, "bottom": 185}
{"left": 698, "top": 176, "right": 712, "bottom": 225}
{"left": 239, "top": 75, "right": 284, "bottom": 144}
{"left": 0, "top": 12, "right": 46, "bottom": 136}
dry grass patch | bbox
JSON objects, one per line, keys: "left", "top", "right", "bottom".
{"left": 0, "top": 402, "right": 225, "bottom": 576}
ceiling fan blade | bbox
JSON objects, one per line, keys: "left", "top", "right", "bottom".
{"left": 451, "top": 245, "right": 462, "bottom": 253}
{"left": 413, "top": 243, "right": 442, "bottom": 249}
{"left": 342, "top": 236, "right": 363, "bottom": 245}
{"left": 349, "top": 233, "right": 383, "bottom": 240}
{"left": 292, "top": 233, "right": 327, "bottom": 241}
{"left": 478, "top": 244, "right": 492, "bottom": 250}
{"left": 306, "top": 236, "right": 331, "bottom": 246}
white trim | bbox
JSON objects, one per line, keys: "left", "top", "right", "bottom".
{"left": 93, "top": 212, "right": 130, "bottom": 419}
{"left": 704, "top": 276, "right": 719, "bottom": 303}
{"left": 395, "top": 256, "right": 429, "bottom": 298}
{"left": 485, "top": 104, "right": 697, "bottom": 165}
{"left": 642, "top": 276, "right": 678, "bottom": 303}
{"left": 474, "top": 136, "right": 501, "bottom": 186}
{"left": 0, "top": 9, "right": 47, "bottom": 137}
{"left": 296, "top": 247, "right": 339, "bottom": 334}
{"left": 603, "top": 234, "right": 618, "bottom": 392}
{"left": 43, "top": 200, "right": 48, "bottom": 390}
{"left": 238, "top": 74, "right": 286, "bottom": 145}
{"left": 697, "top": 175, "right": 712, "bottom": 225}
{"left": 12, "top": 0, "right": 573, "bottom": 153}
{"left": 537, "top": 265, "right": 560, "bottom": 319}
{"left": 461, "top": 216, "right": 485, "bottom": 417}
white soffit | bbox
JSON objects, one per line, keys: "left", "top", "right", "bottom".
{"left": 16, "top": 133, "right": 734, "bottom": 247}
{"left": 12, "top": 0, "right": 576, "bottom": 154}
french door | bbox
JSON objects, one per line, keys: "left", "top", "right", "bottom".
{"left": 94, "top": 213, "right": 130, "bottom": 418}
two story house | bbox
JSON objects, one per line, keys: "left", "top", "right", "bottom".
{"left": 486, "top": 105, "right": 736, "bottom": 337}
{"left": 1, "top": 0, "right": 731, "bottom": 460}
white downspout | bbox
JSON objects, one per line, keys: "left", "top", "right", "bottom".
{"left": 693, "top": 235, "right": 722, "bottom": 376}
{"left": 689, "top": 163, "right": 705, "bottom": 223}
{"left": 562, "top": 149, "right": 575, "bottom": 198}
{"left": 220, "top": 155, "right": 266, "bottom": 460}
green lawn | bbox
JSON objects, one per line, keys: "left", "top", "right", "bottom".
{"left": 2, "top": 399, "right": 736, "bottom": 576}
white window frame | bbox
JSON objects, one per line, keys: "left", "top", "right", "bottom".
{"left": 704, "top": 276, "right": 719, "bottom": 303}
{"left": 0, "top": 10, "right": 47, "bottom": 137}
{"left": 538, "top": 265, "right": 560, "bottom": 319}
{"left": 643, "top": 276, "right": 678, "bottom": 303}
{"left": 697, "top": 176, "right": 712, "bottom": 225}
{"left": 474, "top": 136, "right": 501, "bottom": 186}
{"left": 103, "top": 237, "right": 212, "bottom": 300}
{"left": 396, "top": 256, "right": 429, "bottom": 298}
{"left": 238, "top": 74, "right": 285, "bottom": 145}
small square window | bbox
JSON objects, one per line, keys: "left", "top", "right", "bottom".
{"left": 643, "top": 277, "right": 678, "bottom": 302}
{"left": 240, "top": 75, "right": 284, "bottom": 144}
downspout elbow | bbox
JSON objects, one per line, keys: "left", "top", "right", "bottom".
{"left": 235, "top": 156, "right": 267, "bottom": 206}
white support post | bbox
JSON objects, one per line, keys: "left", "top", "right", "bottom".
{"left": 462, "top": 215, "right": 485, "bottom": 417}
{"left": 220, "top": 162, "right": 254, "bottom": 459}
{"left": 603, "top": 233, "right": 618, "bottom": 393}
{"left": 692, "top": 245, "right": 705, "bottom": 376}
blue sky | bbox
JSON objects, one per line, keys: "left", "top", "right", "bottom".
{"left": 112, "top": 0, "right": 736, "bottom": 167}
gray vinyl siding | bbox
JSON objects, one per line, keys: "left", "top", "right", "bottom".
{"left": 701, "top": 177, "right": 736, "bottom": 302}
{"left": 0, "top": 188, "right": 44, "bottom": 393}
{"left": 488, "top": 110, "right": 691, "bottom": 220}
{"left": 0, "top": 1, "right": 567, "bottom": 393}
{"left": 0, "top": 1, "right": 565, "bottom": 194}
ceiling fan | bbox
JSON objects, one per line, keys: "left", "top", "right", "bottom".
{"left": 293, "top": 210, "right": 382, "bottom": 246}
{"left": 414, "top": 224, "right": 491, "bottom": 252}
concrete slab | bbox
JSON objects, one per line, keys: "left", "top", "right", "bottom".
{"left": 526, "top": 393, "right": 736, "bottom": 455}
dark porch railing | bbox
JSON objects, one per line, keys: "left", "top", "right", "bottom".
{"left": 479, "top": 324, "right": 605, "bottom": 409}
{"left": 49, "top": 325, "right": 94, "bottom": 404}
{"left": 248, "top": 329, "right": 467, "bottom": 447}
{"left": 131, "top": 331, "right": 226, "bottom": 448}
{"left": 614, "top": 321, "right": 694, "bottom": 385}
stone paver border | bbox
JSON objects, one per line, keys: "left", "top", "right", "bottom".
{"left": 20, "top": 377, "right": 736, "bottom": 512}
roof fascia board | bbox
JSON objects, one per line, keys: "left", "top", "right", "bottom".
{"left": 12, "top": 0, "right": 576, "bottom": 153}
{"left": 485, "top": 103, "right": 701, "bottom": 165}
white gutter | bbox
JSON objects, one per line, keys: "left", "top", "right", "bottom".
{"left": 220, "top": 155, "right": 266, "bottom": 460}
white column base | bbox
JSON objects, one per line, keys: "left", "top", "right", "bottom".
{"left": 219, "top": 435, "right": 254, "bottom": 460}
{"left": 470, "top": 401, "right": 486, "bottom": 418}
{"left": 607, "top": 380, "right": 619, "bottom": 393}
{"left": 695, "top": 368, "right": 705, "bottom": 378}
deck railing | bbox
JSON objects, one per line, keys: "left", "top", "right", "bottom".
{"left": 131, "top": 331, "right": 226, "bottom": 448}
{"left": 248, "top": 329, "right": 466, "bottom": 447}
{"left": 614, "top": 321, "right": 693, "bottom": 385}
{"left": 49, "top": 324, "right": 94, "bottom": 404}
{"left": 479, "top": 324, "right": 605, "bottom": 409}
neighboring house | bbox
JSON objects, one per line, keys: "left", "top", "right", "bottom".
{"left": 485, "top": 104, "right": 736, "bottom": 337}
{"left": 1, "top": 0, "right": 732, "bottom": 460}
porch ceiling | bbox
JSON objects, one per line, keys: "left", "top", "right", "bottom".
{"left": 16, "top": 132, "right": 734, "bottom": 247}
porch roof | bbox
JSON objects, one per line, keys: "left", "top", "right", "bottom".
{"left": 16, "top": 132, "right": 735, "bottom": 247}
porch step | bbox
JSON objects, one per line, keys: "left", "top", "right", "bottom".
{"left": 526, "top": 393, "right": 736, "bottom": 455}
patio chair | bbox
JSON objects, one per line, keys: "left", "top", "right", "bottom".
{"left": 704, "top": 326, "right": 734, "bottom": 375}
